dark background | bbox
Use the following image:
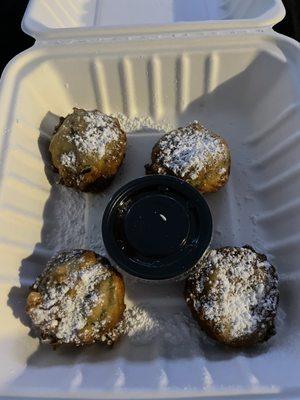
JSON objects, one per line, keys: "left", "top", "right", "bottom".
{"left": 0, "top": 0, "right": 299, "bottom": 75}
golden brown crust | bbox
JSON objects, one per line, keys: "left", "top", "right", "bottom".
{"left": 185, "top": 246, "right": 279, "bottom": 347}
{"left": 49, "top": 108, "right": 127, "bottom": 192}
{"left": 146, "top": 122, "right": 230, "bottom": 193}
{"left": 27, "top": 250, "right": 126, "bottom": 347}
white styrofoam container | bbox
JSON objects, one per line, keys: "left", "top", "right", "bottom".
{"left": 1, "top": 1, "right": 300, "bottom": 399}
{"left": 22, "top": 0, "right": 286, "bottom": 38}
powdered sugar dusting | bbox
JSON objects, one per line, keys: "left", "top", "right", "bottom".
{"left": 28, "top": 251, "right": 113, "bottom": 345}
{"left": 67, "top": 110, "right": 120, "bottom": 158}
{"left": 159, "top": 369, "right": 169, "bottom": 388}
{"left": 119, "top": 304, "right": 203, "bottom": 347}
{"left": 187, "top": 247, "right": 279, "bottom": 341}
{"left": 42, "top": 183, "right": 85, "bottom": 251}
{"left": 155, "top": 122, "right": 228, "bottom": 179}
{"left": 123, "top": 305, "right": 160, "bottom": 344}
{"left": 112, "top": 112, "right": 172, "bottom": 133}
{"left": 60, "top": 151, "right": 76, "bottom": 170}
{"left": 114, "top": 368, "right": 125, "bottom": 388}
{"left": 203, "top": 367, "right": 213, "bottom": 389}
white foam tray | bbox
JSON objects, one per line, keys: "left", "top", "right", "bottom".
{"left": 1, "top": 28, "right": 300, "bottom": 399}
{"left": 22, "top": 0, "right": 285, "bottom": 38}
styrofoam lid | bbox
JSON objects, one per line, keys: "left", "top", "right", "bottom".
{"left": 22, "top": 0, "right": 286, "bottom": 39}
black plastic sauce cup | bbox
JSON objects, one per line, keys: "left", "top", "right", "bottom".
{"left": 102, "top": 175, "right": 212, "bottom": 281}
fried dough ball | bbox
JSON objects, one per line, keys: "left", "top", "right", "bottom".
{"left": 146, "top": 122, "right": 230, "bottom": 193}
{"left": 27, "top": 250, "right": 125, "bottom": 346}
{"left": 185, "top": 246, "right": 279, "bottom": 347}
{"left": 49, "top": 108, "right": 127, "bottom": 192}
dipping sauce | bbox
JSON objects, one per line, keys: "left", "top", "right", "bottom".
{"left": 102, "top": 175, "right": 212, "bottom": 281}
